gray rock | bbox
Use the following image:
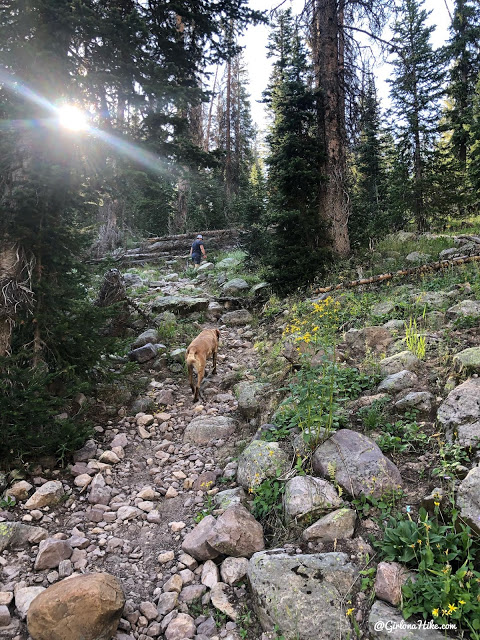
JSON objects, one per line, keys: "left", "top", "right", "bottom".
{"left": 206, "top": 301, "right": 224, "bottom": 321}
{"left": 284, "top": 476, "right": 342, "bottom": 520}
{"left": 395, "top": 391, "right": 434, "bottom": 414}
{"left": 372, "top": 301, "right": 396, "bottom": 317}
{"left": 197, "top": 261, "right": 214, "bottom": 272}
{"left": 446, "top": 299, "right": 480, "bottom": 321}
{"left": 181, "top": 515, "right": 219, "bottom": 561}
{"left": 383, "top": 319, "right": 405, "bottom": 331}
{"left": 411, "top": 290, "right": 451, "bottom": 309}
{"left": 220, "top": 557, "right": 249, "bottom": 585}
{"left": 302, "top": 508, "right": 356, "bottom": 542}
{"left": 222, "top": 278, "right": 249, "bottom": 295}
{"left": 151, "top": 295, "right": 210, "bottom": 316}
{"left": 217, "top": 257, "right": 243, "bottom": 269}
{"left": 88, "top": 474, "right": 112, "bottom": 505}
{"left": 34, "top": 538, "right": 73, "bottom": 570}
{"left": 235, "top": 382, "right": 269, "bottom": 419}
{"left": 0, "top": 604, "right": 11, "bottom": 627}
{"left": 130, "top": 395, "right": 155, "bottom": 413}
{"left": 14, "top": 586, "right": 46, "bottom": 619}
{"left": 453, "top": 347, "right": 480, "bottom": 373}
{"left": 210, "top": 583, "right": 238, "bottom": 621}
{"left": 368, "top": 600, "right": 446, "bottom": 639}
{"left": 214, "top": 487, "right": 247, "bottom": 512}
{"left": 157, "top": 591, "right": 179, "bottom": 616}
{"left": 220, "top": 310, "right": 253, "bottom": 326}
{"left": 131, "top": 329, "right": 159, "bottom": 349}
{"left": 312, "top": 429, "right": 402, "bottom": 498}
{"left": 248, "top": 551, "right": 358, "bottom": 639}
{"left": 379, "top": 351, "right": 421, "bottom": 376}
{"left": 457, "top": 466, "right": 480, "bottom": 533}
{"left": 440, "top": 245, "right": 474, "bottom": 259}
{"left": 425, "top": 311, "right": 445, "bottom": 329}
{"left": 377, "top": 370, "right": 418, "bottom": 393}
{"left": 128, "top": 343, "right": 160, "bottom": 363}
{"left": 207, "top": 505, "right": 265, "bottom": 558}
{"left": 437, "top": 378, "right": 480, "bottom": 447}
{"left": 164, "top": 612, "right": 196, "bottom": 640}
{"left": 236, "top": 440, "right": 289, "bottom": 490}
{"left": 374, "top": 562, "right": 411, "bottom": 607}
{"left": 406, "top": 251, "right": 431, "bottom": 263}
{"left": 344, "top": 326, "right": 393, "bottom": 356}
{"left": 123, "top": 273, "right": 144, "bottom": 287}
{"left": 183, "top": 416, "right": 237, "bottom": 445}
{"left": 251, "top": 282, "right": 269, "bottom": 296}
{"left": 0, "top": 522, "right": 48, "bottom": 553}
{"left": 73, "top": 439, "right": 97, "bottom": 463}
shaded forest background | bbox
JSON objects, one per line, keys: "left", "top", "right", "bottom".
{"left": 1, "top": 0, "right": 480, "bottom": 463}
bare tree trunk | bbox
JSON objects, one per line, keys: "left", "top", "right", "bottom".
{"left": 205, "top": 65, "right": 220, "bottom": 152}
{"left": 313, "top": 0, "right": 351, "bottom": 256}
{"left": 225, "top": 59, "right": 233, "bottom": 200}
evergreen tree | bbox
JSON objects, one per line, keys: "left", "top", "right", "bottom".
{"left": 350, "top": 75, "right": 389, "bottom": 247}
{"left": 261, "top": 10, "right": 326, "bottom": 292}
{"left": 388, "top": 0, "right": 445, "bottom": 231}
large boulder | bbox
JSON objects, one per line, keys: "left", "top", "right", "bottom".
{"left": 222, "top": 278, "right": 249, "bottom": 295}
{"left": 437, "top": 378, "right": 480, "bottom": 447}
{"left": 183, "top": 415, "right": 237, "bottom": 445}
{"left": 0, "top": 523, "right": 48, "bottom": 553}
{"left": 312, "top": 429, "right": 402, "bottom": 498}
{"left": 248, "top": 551, "right": 358, "bottom": 639}
{"left": 284, "top": 476, "right": 342, "bottom": 520}
{"left": 457, "top": 466, "right": 480, "bottom": 534}
{"left": 27, "top": 573, "right": 125, "bottom": 640}
{"left": 236, "top": 440, "right": 289, "bottom": 491}
{"left": 131, "top": 329, "right": 159, "bottom": 349}
{"left": 394, "top": 391, "right": 433, "bottom": 414}
{"left": 453, "top": 347, "right": 480, "bottom": 373}
{"left": 377, "top": 370, "right": 418, "bottom": 393}
{"left": 207, "top": 505, "right": 264, "bottom": 558}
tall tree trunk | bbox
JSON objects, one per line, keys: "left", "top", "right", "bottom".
{"left": 225, "top": 59, "right": 233, "bottom": 201}
{"left": 312, "top": 0, "right": 350, "bottom": 256}
{"left": 205, "top": 64, "right": 219, "bottom": 151}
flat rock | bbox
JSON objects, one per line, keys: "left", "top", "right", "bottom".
{"left": 151, "top": 295, "right": 209, "bottom": 316}
{"left": 183, "top": 416, "right": 237, "bottom": 445}
{"left": 201, "top": 559, "right": 219, "bottom": 588}
{"left": 395, "top": 391, "right": 433, "bottom": 414}
{"left": 437, "top": 378, "right": 480, "bottom": 447}
{"left": 236, "top": 440, "right": 289, "bottom": 490}
{"left": 222, "top": 278, "right": 249, "bottom": 295}
{"left": 302, "top": 508, "right": 356, "bottom": 542}
{"left": 248, "top": 551, "right": 358, "bottom": 639}
{"left": 284, "top": 476, "right": 342, "bottom": 520}
{"left": 220, "top": 310, "right": 253, "bottom": 326}
{"left": 446, "top": 299, "right": 480, "bottom": 320}
{"left": 312, "top": 429, "right": 402, "bottom": 498}
{"left": 214, "top": 487, "right": 247, "bottom": 512}
{"left": 27, "top": 573, "right": 125, "bottom": 640}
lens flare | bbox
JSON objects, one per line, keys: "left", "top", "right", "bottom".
{"left": 57, "top": 105, "right": 88, "bottom": 131}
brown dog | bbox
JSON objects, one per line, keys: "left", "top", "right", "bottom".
{"left": 185, "top": 328, "right": 220, "bottom": 402}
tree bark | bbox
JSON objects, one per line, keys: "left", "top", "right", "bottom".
{"left": 312, "top": 0, "right": 351, "bottom": 256}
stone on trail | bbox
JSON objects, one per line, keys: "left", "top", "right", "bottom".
{"left": 183, "top": 415, "right": 237, "bottom": 445}
{"left": 284, "top": 475, "right": 342, "bottom": 520}
{"left": 24, "top": 480, "right": 64, "bottom": 510}
{"left": 0, "top": 522, "right": 48, "bottom": 553}
{"left": 344, "top": 326, "right": 393, "bottom": 357}
{"left": 377, "top": 370, "right": 418, "bottom": 393}
{"left": 457, "top": 466, "right": 480, "bottom": 534}
{"left": 248, "top": 551, "right": 358, "bottom": 640}
{"left": 453, "top": 347, "right": 480, "bottom": 373}
{"left": 394, "top": 391, "right": 433, "bottom": 414}
{"left": 201, "top": 559, "right": 219, "bottom": 588}
{"left": 437, "top": 378, "right": 480, "bottom": 447}
{"left": 164, "top": 612, "right": 196, "bottom": 640}
{"left": 131, "top": 328, "right": 159, "bottom": 349}
{"left": 5, "top": 480, "right": 33, "bottom": 501}
{"left": 0, "top": 604, "right": 11, "bottom": 627}
{"left": 312, "top": 429, "right": 402, "bottom": 498}
{"left": 235, "top": 381, "right": 269, "bottom": 419}
{"left": 302, "top": 508, "right": 356, "bottom": 542}
{"left": 27, "top": 573, "right": 124, "bottom": 640}
{"left": 368, "top": 600, "right": 446, "bottom": 639}
{"left": 379, "top": 351, "right": 421, "bottom": 376}
{"left": 214, "top": 487, "right": 247, "bottom": 512}
{"left": 220, "top": 557, "right": 249, "bottom": 585}
{"left": 220, "top": 309, "right": 253, "bottom": 326}
{"left": 15, "top": 587, "right": 46, "bottom": 620}
{"left": 207, "top": 505, "right": 265, "bottom": 558}
{"left": 210, "top": 583, "right": 238, "bottom": 621}
{"left": 446, "top": 299, "right": 480, "bottom": 321}
{"left": 128, "top": 343, "right": 160, "bottom": 364}
{"left": 236, "top": 440, "right": 289, "bottom": 491}
{"left": 181, "top": 515, "right": 219, "bottom": 561}
{"left": 88, "top": 473, "right": 112, "bottom": 505}
{"left": 222, "top": 278, "right": 249, "bottom": 294}
{"left": 374, "top": 562, "right": 411, "bottom": 607}
{"left": 34, "top": 538, "right": 73, "bottom": 570}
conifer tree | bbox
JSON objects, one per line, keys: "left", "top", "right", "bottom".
{"left": 388, "top": 0, "right": 445, "bottom": 230}
{"left": 261, "top": 10, "right": 325, "bottom": 292}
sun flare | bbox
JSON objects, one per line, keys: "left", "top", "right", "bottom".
{"left": 57, "top": 105, "right": 88, "bottom": 131}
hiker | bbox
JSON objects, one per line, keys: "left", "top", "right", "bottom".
{"left": 190, "top": 234, "right": 207, "bottom": 268}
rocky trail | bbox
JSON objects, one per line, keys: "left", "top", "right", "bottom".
{"left": 2, "top": 232, "right": 480, "bottom": 640}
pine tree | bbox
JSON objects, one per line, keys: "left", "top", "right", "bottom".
{"left": 388, "top": 0, "right": 445, "bottom": 230}
{"left": 261, "top": 10, "right": 326, "bottom": 292}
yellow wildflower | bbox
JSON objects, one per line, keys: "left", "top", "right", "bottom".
{"left": 432, "top": 608, "right": 439, "bottom": 617}
{"left": 346, "top": 608, "right": 354, "bottom": 617}
{"left": 459, "top": 600, "right": 466, "bottom": 605}
{"left": 447, "top": 603, "right": 457, "bottom": 613}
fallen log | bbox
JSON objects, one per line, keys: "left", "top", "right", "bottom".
{"left": 314, "top": 253, "right": 480, "bottom": 295}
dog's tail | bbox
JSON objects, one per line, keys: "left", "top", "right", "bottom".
{"left": 186, "top": 349, "right": 196, "bottom": 383}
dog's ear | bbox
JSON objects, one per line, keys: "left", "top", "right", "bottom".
{"left": 216, "top": 329, "right": 220, "bottom": 339}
